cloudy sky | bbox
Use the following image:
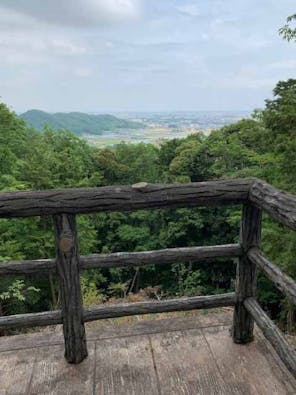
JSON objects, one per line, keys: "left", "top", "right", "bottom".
{"left": 0, "top": 0, "right": 295, "bottom": 113}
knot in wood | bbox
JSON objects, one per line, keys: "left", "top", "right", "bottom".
{"left": 59, "top": 236, "right": 74, "bottom": 253}
{"left": 132, "top": 182, "right": 148, "bottom": 191}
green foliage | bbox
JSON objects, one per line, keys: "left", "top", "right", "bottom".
{"left": 108, "top": 282, "right": 129, "bottom": 298}
{"left": 80, "top": 271, "right": 106, "bottom": 307}
{"left": 279, "top": 14, "right": 296, "bottom": 42}
{"left": 0, "top": 78, "right": 296, "bottom": 331}
{"left": 0, "top": 278, "right": 40, "bottom": 315}
{"left": 171, "top": 264, "right": 206, "bottom": 296}
{"left": 0, "top": 280, "right": 39, "bottom": 303}
{"left": 169, "top": 135, "right": 205, "bottom": 181}
{"left": 20, "top": 110, "right": 143, "bottom": 135}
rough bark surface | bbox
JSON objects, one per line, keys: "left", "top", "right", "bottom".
{"left": 0, "top": 179, "right": 251, "bottom": 218}
{"left": 53, "top": 213, "right": 87, "bottom": 363}
{"left": 0, "top": 293, "right": 235, "bottom": 329}
{"left": 83, "top": 293, "right": 236, "bottom": 322}
{"left": 232, "top": 203, "right": 262, "bottom": 343}
{"left": 248, "top": 247, "right": 296, "bottom": 305}
{"left": 249, "top": 179, "right": 296, "bottom": 230}
{"left": 0, "top": 244, "right": 242, "bottom": 275}
{"left": 244, "top": 297, "right": 296, "bottom": 378}
{"left": 0, "top": 310, "right": 62, "bottom": 329}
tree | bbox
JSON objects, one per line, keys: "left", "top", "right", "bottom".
{"left": 279, "top": 14, "right": 296, "bottom": 42}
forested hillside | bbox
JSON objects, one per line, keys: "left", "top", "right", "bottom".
{"left": 20, "top": 110, "right": 143, "bottom": 135}
{"left": 0, "top": 79, "right": 295, "bottom": 333}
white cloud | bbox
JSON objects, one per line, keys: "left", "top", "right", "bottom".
{"left": 49, "top": 39, "right": 87, "bottom": 55}
{"left": 74, "top": 67, "right": 93, "bottom": 77}
{"left": 0, "top": 34, "right": 88, "bottom": 66}
{"left": 0, "top": 0, "right": 141, "bottom": 27}
{"left": 0, "top": 0, "right": 295, "bottom": 112}
{"left": 176, "top": 4, "right": 201, "bottom": 17}
{"left": 269, "top": 60, "right": 296, "bottom": 70}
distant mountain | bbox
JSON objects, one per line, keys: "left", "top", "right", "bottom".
{"left": 20, "top": 110, "right": 143, "bottom": 135}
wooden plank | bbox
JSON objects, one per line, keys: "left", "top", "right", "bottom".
{"left": 0, "top": 294, "right": 235, "bottom": 330}
{"left": 149, "top": 328, "right": 233, "bottom": 395}
{"left": 86, "top": 309, "right": 232, "bottom": 341}
{"left": 0, "top": 243, "right": 242, "bottom": 275}
{"left": 83, "top": 293, "right": 236, "bottom": 322}
{"left": 28, "top": 342, "right": 95, "bottom": 395}
{"left": 233, "top": 203, "right": 261, "bottom": 343}
{"left": 248, "top": 247, "right": 296, "bottom": 305}
{"left": 204, "top": 325, "right": 296, "bottom": 394}
{"left": 0, "top": 348, "right": 36, "bottom": 395}
{"left": 0, "top": 179, "right": 251, "bottom": 218}
{"left": 249, "top": 179, "right": 296, "bottom": 230}
{"left": 1, "top": 312, "right": 295, "bottom": 394}
{"left": 244, "top": 297, "right": 296, "bottom": 377}
{"left": 0, "top": 329, "right": 64, "bottom": 353}
{"left": 0, "top": 310, "right": 233, "bottom": 352}
{"left": 94, "top": 335, "right": 159, "bottom": 394}
{"left": 53, "top": 213, "right": 87, "bottom": 364}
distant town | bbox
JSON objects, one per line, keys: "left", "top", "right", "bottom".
{"left": 86, "top": 110, "right": 251, "bottom": 147}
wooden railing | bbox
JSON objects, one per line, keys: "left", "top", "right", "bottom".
{"left": 0, "top": 179, "right": 295, "bottom": 376}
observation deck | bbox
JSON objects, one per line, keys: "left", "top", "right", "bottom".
{"left": 1, "top": 311, "right": 296, "bottom": 394}
{"left": 0, "top": 178, "right": 296, "bottom": 394}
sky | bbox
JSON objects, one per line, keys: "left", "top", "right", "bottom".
{"left": 0, "top": 0, "right": 295, "bottom": 113}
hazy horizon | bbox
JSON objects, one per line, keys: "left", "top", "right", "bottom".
{"left": 18, "top": 108, "right": 252, "bottom": 115}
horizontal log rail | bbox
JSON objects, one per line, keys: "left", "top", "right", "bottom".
{"left": 248, "top": 248, "right": 296, "bottom": 305}
{"left": 82, "top": 292, "right": 236, "bottom": 321}
{"left": 244, "top": 297, "right": 296, "bottom": 377}
{"left": 249, "top": 179, "right": 296, "bottom": 230}
{"left": 0, "top": 244, "right": 242, "bottom": 276}
{"left": 0, "top": 178, "right": 294, "bottom": 230}
{"left": 1, "top": 178, "right": 296, "bottom": 374}
{"left": 0, "top": 310, "right": 62, "bottom": 330}
{"left": 0, "top": 179, "right": 251, "bottom": 218}
{"left": 0, "top": 292, "right": 236, "bottom": 330}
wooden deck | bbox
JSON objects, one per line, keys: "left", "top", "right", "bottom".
{"left": 0, "top": 310, "right": 295, "bottom": 395}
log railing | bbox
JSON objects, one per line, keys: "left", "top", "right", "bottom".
{"left": 0, "top": 178, "right": 295, "bottom": 376}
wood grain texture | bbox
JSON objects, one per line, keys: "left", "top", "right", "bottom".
{"left": 94, "top": 336, "right": 159, "bottom": 394}
{"left": 0, "top": 309, "right": 62, "bottom": 330}
{"left": 0, "top": 179, "right": 251, "bottom": 218}
{"left": 0, "top": 258, "right": 56, "bottom": 275}
{"left": 0, "top": 310, "right": 233, "bottom": 352}
{"left": 249, "top": 179, "right": 296, "bottom": 230}
{"left": 0, "top": 294, "right": 235, "bottom": 330}
{"left": 0, "top": 348, "right": 36, "bottom": 395}
{"left": 0, "top": 243, "right": 241, "bottom": 275}
{"left": 83, "top": 293, "right": 236, "bottom": 322}
{"left": 233, "top": 203, "right": 262, "bottom": 344}
{"left": 248, "top": 247, "right": 296, "bottom": 305}
{"left": 244, "top": 297, "right": 296, "bottom": 378}
{"left": 53, "top": 214, "right": 87, "bottom": 364}
{"left": 1, "top": 313, "right": 296, "bottom": 394}
{"left": 28, "top": 342, "right": 95, "bottom": 395}
{"left": 149, "top": 328, "right": 231, "bottom": 394}
{"left": 204, "top": 325, "right": 296, "bottom": 394}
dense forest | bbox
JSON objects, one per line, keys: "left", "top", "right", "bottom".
{"left": 0, "top": 78, "right": 295, "bottom": 334}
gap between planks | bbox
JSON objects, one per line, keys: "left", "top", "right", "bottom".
{"left": 0, "top": 316, "right": 233, "bottom": 353}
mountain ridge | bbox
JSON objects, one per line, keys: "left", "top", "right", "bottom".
{"left": 20, "top": 109, "right": 143, "bottom": 135}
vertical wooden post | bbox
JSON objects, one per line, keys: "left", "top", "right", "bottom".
{"left": 232, "top": 203, "right": 262, "bottom": 343}
{"left": 53, "top": 213, "right": 87, "bottom": 363}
